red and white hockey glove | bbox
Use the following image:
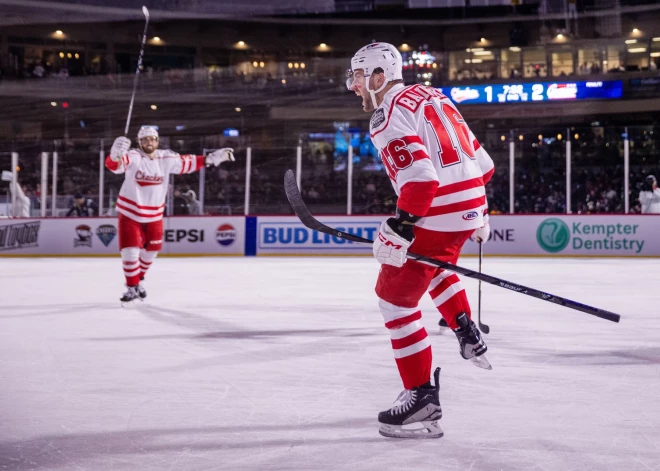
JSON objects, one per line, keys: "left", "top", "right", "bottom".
{"left": 470, "top": 213, "right": 490, "bottom": 244}
{"left": 373, "top": 210, "right": 420, "bottom": 267}
{"left": 110, "top": 136, "right": 131, "bottom": 161}
{"left": 206, "top": 148, "right": 235, "bottom": 167}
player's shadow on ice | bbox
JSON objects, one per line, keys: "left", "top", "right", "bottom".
{"left": 88, "top": 304, "right": 380, "bottom": 368}
{"left": 120, "top": 304, "right": 380, "bottom": 341}
{"left": 0, "top": 422, "right": 384, "bottom": 471}
{"left": 89, "top": 328, "right": 378, "bottom": 342}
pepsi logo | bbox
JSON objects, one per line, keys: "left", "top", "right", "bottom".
{"left": 215, "top": 224, "right": 237, "bottom": 246}
{"left": 462, "top": 211, "right": 479, "bottom": 221}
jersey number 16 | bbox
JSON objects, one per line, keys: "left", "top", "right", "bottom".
{"left": 380, "top": 102, "right": 476, "bottom": 180}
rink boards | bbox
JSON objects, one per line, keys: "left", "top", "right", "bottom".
{"left": 0, "top": 214, "right": 659, "bottom": 256}
{"left": 0, "top": 217, "right": 247, "bottom": 256}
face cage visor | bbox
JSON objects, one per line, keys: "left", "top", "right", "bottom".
{"left": 346, "top": 68, "right": 368, "bottom": 91}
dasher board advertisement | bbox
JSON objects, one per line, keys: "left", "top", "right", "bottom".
{"left": 0, "top": 217, "right": 245, "bottom": 255}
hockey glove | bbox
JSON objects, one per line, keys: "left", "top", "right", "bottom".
{"left": 373, "top": 209, "right": 420, "bottom": 267}
{"left": 206, "top": 148, "right": 235, "bottom": 167}
{"left": 470, "top": 213, "right": 490, "bottom": 244}
{"left": 110, "top": 136, "right": 131, "bottom": 161}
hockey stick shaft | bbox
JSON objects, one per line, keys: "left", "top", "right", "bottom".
{"left": 284, "top": 170, "right": 621, "bottom": 324}
{"left": 478, "top": 242, "right": 482, "bottom": 315}
{"left": 124, "top": 6, "right": 150, "bottom": 136}
{"left": 477, "top": 242, "right": 490, "bottom": 334}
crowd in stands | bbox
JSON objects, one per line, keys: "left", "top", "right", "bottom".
{"left": 486, "top": 166, "right": 656, "bottom": 215}
{"left": 3, "top": 136, "right": 658, "bottom": 216}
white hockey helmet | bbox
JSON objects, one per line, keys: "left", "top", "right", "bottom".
{"left": 346, "top": 42, "right": 403, "bottom": 93}
{"left": 346, "top": 42, "right": 403, "bottom": 110}
{"left": 137, "top": 125, "right": 159, "bottom": 141}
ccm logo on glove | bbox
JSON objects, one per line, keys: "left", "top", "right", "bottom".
{"left": 378, "top": 233, "right": 403, "bottom": 249}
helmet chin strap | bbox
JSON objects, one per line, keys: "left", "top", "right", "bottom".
{"left": 366, "top": 75, "right": 389, "bottom": 109}
{"left": 368, "top": 90, "right": 378, "bottom": 110}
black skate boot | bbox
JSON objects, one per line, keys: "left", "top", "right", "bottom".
{"left": 378, "top": 368, "right": 443, "bottom": 439}
{"left": 120, "top": 286, "right": 140, "bottom": 304}
{"left": 136, "top": 283, "right": 147, "bottom": 300}
{"left": 438, "top": 318, "right": 449, "bottom": 335}
{"left": 453, "top": 312, "right": 491, "bottom": 370}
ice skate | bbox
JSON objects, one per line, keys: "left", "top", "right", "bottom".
{"left": 136, "top": 283, "right": 147, "bottom": 300}
{"left": 120, "top": 286, "right": 141, "bottom": 305}
{"left": 378, "top": 368, "right": 443, "bottom": 439}
{"left": 453, "top": 312, "right": 491, "bottom": 370}
{"left": 438, "top": 318, "right": 449, "bottom": 335}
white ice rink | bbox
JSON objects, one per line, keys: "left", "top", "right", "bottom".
{"left": 1, "top": 256, "right": 660, "bottom": 471}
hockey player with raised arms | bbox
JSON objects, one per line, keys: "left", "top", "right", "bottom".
{"left": 106, "top": 126, "right": 235, "bottom": 303}
{"left": 346, "top": 43, "right": 495, "bottom": 438}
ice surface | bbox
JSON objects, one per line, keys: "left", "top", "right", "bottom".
{"left": 1, "top": 256, "right": 659, "bottom": 471}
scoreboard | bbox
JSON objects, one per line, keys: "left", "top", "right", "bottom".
{"left": 438, "top": 80, "right": 623, "bottom": 105}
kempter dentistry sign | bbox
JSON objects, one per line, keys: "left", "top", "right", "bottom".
{"left": 461, "top": 215, "right": 657, "bottom": 256}
{"left": 537, "top": 218, "right": 646, "bottom": 254}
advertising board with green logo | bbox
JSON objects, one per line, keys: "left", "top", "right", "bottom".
{"left": 461, "top": 215, "right": 659, "bottom": 256}
{"left": 535, "top": 217, "right": 647, "bottom": 254}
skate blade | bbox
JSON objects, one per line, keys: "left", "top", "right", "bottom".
{"left": 379, "top": 420, "right": 444, "bottom": 439}
{"left": 120, "top": 298, "right": 143, "bottom": 308}
{"left": 470, "top": 353, "right": 492, "bottom": 370}
{"left": 438, "top": 326, "right": 450, "bottom": 335}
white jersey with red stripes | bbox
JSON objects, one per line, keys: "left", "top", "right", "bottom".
{"left": 370, "top": 83, "right": 495, "bottom": 232}
{"left": 105, "top": 148, "right": 204, "bottom": 223}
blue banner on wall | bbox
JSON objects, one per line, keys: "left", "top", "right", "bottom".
{"left": 438, "top": 80, "right": 623, "bottom": 105}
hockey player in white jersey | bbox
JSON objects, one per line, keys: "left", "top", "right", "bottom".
{"left": 106, "top": 126, "right": 234, "bottom": 303}
{"left": 639, "top": 175, "right": 660, "bottom": 214}
{"left": 346, "top": 43, "right": 495, "bottom": 438}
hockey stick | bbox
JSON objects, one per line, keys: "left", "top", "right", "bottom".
{"left": 124, "top": 6, "right": 150, "bottom": 136}
{"left": 284, "top": 170, "right": 621, "bottom": 324}
{"left": 477, "top": 242, "right": 490, "bottom": 334}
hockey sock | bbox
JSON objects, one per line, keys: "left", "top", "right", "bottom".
{"left": 121, "top": 247, "right": 141, "bottom": 287}
{"left": 428, "top": 270, "right": 472, "bottom": 329}
{"left": 379, "top": 299, "right": 432, "bottom": 390}
{"left": 139, "top": 249, "right": 158, "bottom": 279}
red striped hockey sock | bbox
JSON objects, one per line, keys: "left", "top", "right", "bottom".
{"left": 139, "top": 249, "right": 158, "bottom": 279}
{"left": 428, "top": 270, "right": 472, "bottom": 329}
{"left": 380, "top": 300, "right": 432, "bottom": 390}
{"left": 121, "top": 247, "right": 140, "bottom": 287}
